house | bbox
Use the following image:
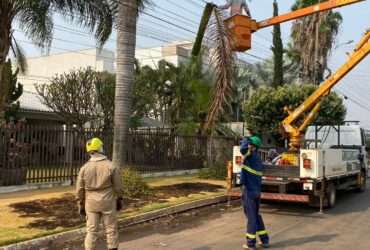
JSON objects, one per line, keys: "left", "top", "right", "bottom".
{"left": 18, "top": 48, "right": 115, "bottom": 93}
{"left": 136, "top": 41, "right": 195, "bottom": 68}
{"left": 16, "top": 91, "right": 64, "bottom": 126}
{"left": 16, "top": 48, "right": 115, "bottom": 125}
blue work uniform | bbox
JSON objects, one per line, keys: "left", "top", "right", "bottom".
{"left": 240, "top": 138, "right": 269, "bottom": 248}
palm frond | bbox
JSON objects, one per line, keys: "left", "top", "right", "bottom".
{"left": 17, "top": 0, "right": 53, "bottom": 50}
{"left": 51, "top": 0, "right": 114, "bottom": 46}
{"left": 202, "top": 8, "right": 235, "bottom": 133}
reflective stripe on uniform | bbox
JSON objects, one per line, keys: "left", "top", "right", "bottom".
{"left": 257, "top": 230, "right": 268, "bottom": 236}
{"left": 245, "top": 233, "right": 256, "bottom": 239}
{"left": 241, "top": 165, "right": 262, "bottom": 176}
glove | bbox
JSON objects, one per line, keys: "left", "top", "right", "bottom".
{"left": 78, "top": 205, "right": 86, "bottom": 217}
{"left": 116, "top": 197, "right": 124, "bottom": 211}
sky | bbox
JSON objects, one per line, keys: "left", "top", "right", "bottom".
{"left": 14, "top": 0, "right": 370, "bottom": 128}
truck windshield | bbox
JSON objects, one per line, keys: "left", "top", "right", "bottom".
{"left": 305, "top": 126, "right": 363, "bottom": 148}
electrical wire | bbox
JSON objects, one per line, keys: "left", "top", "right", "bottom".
{"left": 336, "top": 89, "right": 370, "bottom": 113}
{"left": 165, "top": 0, "right": 203, "bottom": 17}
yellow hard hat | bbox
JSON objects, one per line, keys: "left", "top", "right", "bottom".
{"left": 86, "top": 137, "right": 103, "bottom": 153}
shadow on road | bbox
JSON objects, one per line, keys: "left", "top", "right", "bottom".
{"left": 328, "top": 188, "right": 370, "bottom": 215}
{"left": 261, "top": 201, "right": 319, "bottom": 218}
{"left": 271, "top": 233, "right": 338, "bottom": 249}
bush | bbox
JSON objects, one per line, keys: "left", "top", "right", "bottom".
{"left": 122, "top": 168, "right": 150, "bottom": 198}
{"left": 198, "top": 163, "right": 227, "bottom": 180}
{"left": 244, "top": 84, "right": 346, "bottom": 142}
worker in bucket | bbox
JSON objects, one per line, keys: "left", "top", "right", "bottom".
{"left": 218, "top": 0, "right": 252, "bottom": 17}
{"left": 240, "top": 135, "right": 269, "bottom": 249}
{"left": 76, "top": 137, "right": 124, "bottom": 250}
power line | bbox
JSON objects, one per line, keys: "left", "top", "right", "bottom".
{"left": 52, "top": 23, "right": 193, "bottom": 53}
{"left": 337, "top": 85, "right": 370, "bottom": 107}
{"left": 336, "top": 88, "right": 370, "bottom": 113}
{"left": 142, "top": 11, "right": 197, "bottom": 35}
{"left": 165, "top": 0, "right": 203, "bottom": 17}
{"left": 15, "top": 28, "right": 190, "bottom": 62}
{"left": 150, "top": 3, "right": 200, "bottom": 26}
{"left": 186, "top": 0, "right": 205, "bottom": 8}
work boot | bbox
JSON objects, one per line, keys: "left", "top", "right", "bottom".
{"left": 260, "top": 242, "right": 270, "bottom": 248}
{"left": 242, "top": 244, "right": 257, "bottom": 250}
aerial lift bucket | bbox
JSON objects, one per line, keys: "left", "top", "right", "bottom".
{"left": 224, "top": 15, "right": 258, "bottom": 52}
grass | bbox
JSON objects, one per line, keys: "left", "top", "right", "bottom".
{"left": 0, "top": 174, "right": 226, "bottom": 246}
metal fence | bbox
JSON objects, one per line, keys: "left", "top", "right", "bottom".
{"left": 0, "top": 125, "right": 237, "bottom": 186}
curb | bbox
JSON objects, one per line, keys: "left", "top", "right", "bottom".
{"left": 1, "top": 194, "right": 238, "bottom": 250}
{"left": 0, "top": 181, "right": 71, "bottom": 195}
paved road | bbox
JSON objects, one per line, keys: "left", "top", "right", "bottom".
{"left": 64, "top": 185, "right": 370, "bottom": 250}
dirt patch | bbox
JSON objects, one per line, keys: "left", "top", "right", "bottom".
{"left": 9, "top": 182, "right": 224, "bottom": 230}
{"left": 9, "top": 193, "right": 81, "bottom": 230}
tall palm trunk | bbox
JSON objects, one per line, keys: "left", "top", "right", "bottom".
{"left": 0, "top": 13, "right": 12, "bottom": 119}
{"left": 113, "top": 0, "right": 138, "bottom": 168}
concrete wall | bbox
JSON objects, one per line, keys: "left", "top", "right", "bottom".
{"left": 19, "top": 48, "right": 115, "bottom": 92}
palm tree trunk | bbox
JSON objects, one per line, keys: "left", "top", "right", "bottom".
{"left": 112, "top": 0, "right": 138, "bottom": 168}
{"left": 0, "top": 19, "right": 12, "bottom": 121}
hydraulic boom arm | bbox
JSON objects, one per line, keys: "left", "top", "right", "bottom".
{"left": 224, "top": 0, "right": 365, "bottom": 52}
{"left": 282, "top": 29, "right": 370, "bottom": 151}
{"left": 257, "top": 0, "right": 365, "bottom": 29}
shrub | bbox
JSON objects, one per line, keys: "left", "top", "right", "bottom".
{"left": 198, "top": 163, "right": 227, "bottom": 180}
{"left": 122, "top": 168, "right": 150, "bottom": 198}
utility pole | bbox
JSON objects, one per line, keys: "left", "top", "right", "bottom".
{"left": 314, "top": 0, "right": 321, "bottom": 85}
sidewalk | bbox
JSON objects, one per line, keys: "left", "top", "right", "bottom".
{"left": 0, "top": 175, "right": 226, "bottom": 247}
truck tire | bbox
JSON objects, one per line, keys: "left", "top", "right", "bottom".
{"left": 309, "top": 182, "right": 336, "bottom": 208}
{"left": 355, "top": 171, "right": 366, "bottom": 193}
{"left": 326, "top": 183, "right": 336, "bottom": 208}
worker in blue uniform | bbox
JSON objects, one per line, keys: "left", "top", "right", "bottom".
{"left": 240, "top": 135, "right": 269, "bottom": 249}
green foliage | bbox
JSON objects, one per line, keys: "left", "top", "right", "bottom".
{"left": 198, "top": 164, "right": 227, "bottom": 180}
{"left": 122, "top": 168, "right": 150, "bottom": 198}
{"left": 272, "top": 0, "right": 284, "bottom": 88}
{"left": 0, "top": 60, "right": 23, "bottom": 122}
{"left": 36, "top": 68, "right": 101, "bottom": 129}
{"left": 244, "top": 84, "right": 346, "bottom": 141}
{"left": 95, "top": 71, "right": 115, "bottom": 129}
{"left": 175, "top": 122, "right": 200, "bottom": 136}
{"left": 37, "top": 57, "right": 211, "bottom": 132}
{"left": 134, "top": 58, "right": 211, "bottom": 127}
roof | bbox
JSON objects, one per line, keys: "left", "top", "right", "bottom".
{"left": 18, "top": 91, "right": 52, "bottom": 112}
{"left": 12, "top": 92, "right": 65, "bottom": 122}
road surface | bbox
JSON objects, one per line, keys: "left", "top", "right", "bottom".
{"left": 63, "top": 185, "right": 370, "bottom": 250}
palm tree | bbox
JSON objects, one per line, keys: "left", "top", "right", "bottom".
{"left": 192, "top": 3, "right": 236, "bottom": 134}
{"left": 0, "top": 0, "right": 114, "bottom": 117}
{"left": 289, "top": 0, "right": 343, "bottom": 84}
{"left": 113, "top": 0, "right": 148, "bottom": 168}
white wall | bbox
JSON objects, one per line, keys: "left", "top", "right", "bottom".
{"left": 19, "top": 48, "right": 114, "bottom": 93}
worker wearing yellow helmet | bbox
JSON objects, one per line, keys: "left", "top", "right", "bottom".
{"left": 76, "top": 137, "right": 123, "bottom": 250}
{"left": 218, "top": 0, "right": 252, "bottom": 17}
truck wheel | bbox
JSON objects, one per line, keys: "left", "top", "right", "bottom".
{"left": 326, "top": 183, "right": 336, "bottom": 208}
{"left": 355, "top": 171, "right": 366, "bottom": 193}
